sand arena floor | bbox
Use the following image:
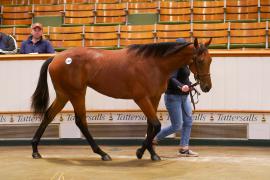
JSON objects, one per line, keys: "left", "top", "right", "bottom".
{"left": 0, "top": 145, "right": 270, "bottom": 180}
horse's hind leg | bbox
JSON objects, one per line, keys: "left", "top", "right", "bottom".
{"left": 70, "top": 95, "right": 111, "bottom": 161}
{"left": 32, "top": 95, "right": 67, "bottom": 158}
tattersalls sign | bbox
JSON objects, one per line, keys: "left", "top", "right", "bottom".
{"left": 192, "top": 113, "right": 262, "bottom": 123}
{"left": 0, "top": 111, "right": 268, "bottom": 125}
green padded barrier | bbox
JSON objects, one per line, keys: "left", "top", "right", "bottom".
{"left": 33, "top": 16, "right": 63, "bottom": 27}
{"left": 208, "top": 44, "right": 228, "bottom": 49}
{"left": 0, "top": 24, "right": 29, "bottom": 28}
{"left": 61, "top": 24, "right": 85, "bottom": 27}
{"left": 93, "top": 23, "right": 125, "bottom": 26}
{"left": 127, "top": 13, "right": 158, "bottom": 25}
{"left": 62, "top": 24, "right": 122, "bottom": 27}
{"left": 260, "top": 19, "right": 270, "bottom": 22}
{"left": 193, "top": 20, "right": 225, "bottom": 24}
{"left": 225, "top": 19, "right": 258, "bottom": 23}
{"left": 158, "top": 21, "right": 191, "bottom": 24}
{"left": 229, "top": 44, "right": 266, "bottom": 49}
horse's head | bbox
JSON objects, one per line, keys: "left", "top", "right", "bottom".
{"left": 189, "top": 38, "right": 212, "bottom": 92}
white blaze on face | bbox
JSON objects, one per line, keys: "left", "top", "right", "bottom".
{"left": 65, "top": 57, "right": 72, "bottom": 64}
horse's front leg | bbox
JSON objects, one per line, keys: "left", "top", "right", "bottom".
{"left": 74, "top": 114, "right": 111, "bottom": 161}
{"left": 135, "top": 98, "right": 161, "bottom": 161}
{"left": 71, "top": 96, "right": 111, "bottom": 161}
{"left": 137, "top": 120, "right": 161, "bottom": 161}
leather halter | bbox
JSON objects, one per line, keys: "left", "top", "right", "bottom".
{"left": 189, "top": 45, "right": 211, "bottom": 110}
{"left": 192, "top": 46, "right": 211, "bottom": 83}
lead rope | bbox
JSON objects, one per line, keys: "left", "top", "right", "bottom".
{"left": 189, "top": 82, "right": 200, "bottom": 111}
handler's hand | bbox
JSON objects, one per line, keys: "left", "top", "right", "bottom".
{"left": 181, "top": 85, "right": 190, "bottom": 92}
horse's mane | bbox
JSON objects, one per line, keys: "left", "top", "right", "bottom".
{"left": 127, "top": 42, "right": 192, "bottom": 58}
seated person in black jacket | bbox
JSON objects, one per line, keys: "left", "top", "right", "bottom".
{"left": 0, "top": 32, "right": 17, "bottom": 54}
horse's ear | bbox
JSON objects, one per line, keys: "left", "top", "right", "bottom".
{"left": 205, "top": 38, "right": 212, "bottom": 48}
{"left": 194, "top": 38, "right": 199, "bottom": 49}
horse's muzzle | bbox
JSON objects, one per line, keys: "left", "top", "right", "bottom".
{"left": 201, "top": 84, "right": 212, "bottom": 93}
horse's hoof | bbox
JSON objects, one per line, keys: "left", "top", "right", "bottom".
{"left": 136, "top": 148, "right": 143, "bottom": 159}
{"left": 151, "top": 154, "right": 161, "bottom": 161}
{"left": 32, "top": 152, "right": 42, "bottom": 159}
{"left": 101, "top": 154, "right": 112, "bottom": 161}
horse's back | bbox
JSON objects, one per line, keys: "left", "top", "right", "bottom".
{"left": 49, "top": 47, "right": 122, "bottom": 72}
{"left": 48, "top": 47, "right": 132, "bottom": 96}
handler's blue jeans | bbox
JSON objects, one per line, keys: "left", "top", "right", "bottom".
{"left": 156, "top": 93, "right": 193, "bottom": 146}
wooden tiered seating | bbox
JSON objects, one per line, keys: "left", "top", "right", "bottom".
{"left": 96, "top": 0, "right": 119, "bottom": 3}
{"left": 122, "top": 0, "right": 151, "bottom": 2}
{"left": 0, "top": 0, "right": 29, "bottom": 5}
{"left": 0, "top": 0, "right": 267, "bottom": 50}
{"left": 226, "top": 0, "right": 258, "bottom": 22}
{"left": 60, "top": 0, "right": 120, "bottom": 4}
{"left": 2, "top": 6, "right": 32, "bottom": 25}
{"left": 48, "top": 26, "right": 84, "bottom": 49}
{"left": 193, "top": 0, "right": 225, "bottom": 23}
{"left": 33, "top": 4, "right": 64, "bottom": 16}
{"left": 156, "top": 24, "right": 191, "bottom": 43}
{"left": 193, "top": 23, "right": 228, "bottom": 49}
{"left": 229, "top": 22, "right": 266, "bottom": 48}
{"left": 260, "top": 0, "right": 270, "bottom": 21}
{"left": 84, "top": 25, "right": 119, "bottom": 48}
{"left": 14, "top": 27, "right": 31, "bottom": 47}
{"left": 120, "top": 25, "right": 155, "bottom": 46}
{"left": 95, "top": 3, "right": 127, "bottom": 24}
{"left": 64, "top": 4, "right": 95, "bottom": 25}
{"left": 127, "top": 2, "right": 158, "bottom": 14}
{"left": 158, "top": 1, "right": 191, "bottom": 23}
{"left": 1, "top": 6, "right": 32, "bottom": 26}
{"left": 0, "top": 27, "right": 15, "bottom": 35}
{"left": 32, "top": 0, "right": 59, "bottom": 4}
{"left": 59, "top": 0, "right": 90, "bottom": 3}
{"left": 267, "top": 22, "right": 270, "bottom": 48}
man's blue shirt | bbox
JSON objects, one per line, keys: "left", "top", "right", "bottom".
{"left": 20, "top": 36, "right": 55, "bottom": 54}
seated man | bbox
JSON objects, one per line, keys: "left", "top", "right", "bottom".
{"left": 20, "top": 23, "right": 55, "bottom": 54}
{"left": 0, "top": 32, "right": 17, "bottom": 54}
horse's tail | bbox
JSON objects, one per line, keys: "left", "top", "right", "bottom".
{"left": 31, "top": 57, "right": 54, "bottom": 117}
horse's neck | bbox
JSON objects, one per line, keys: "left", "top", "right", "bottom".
{"left": 159, "top": 48, "right": 193, "bottom": 76}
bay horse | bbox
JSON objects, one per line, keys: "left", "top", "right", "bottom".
{"left": 31, "top": 38, "right": 212, "bottom": 161}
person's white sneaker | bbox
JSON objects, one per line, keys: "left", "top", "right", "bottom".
{"left": 178, "top": 149, "right": 199, "bottom": 157}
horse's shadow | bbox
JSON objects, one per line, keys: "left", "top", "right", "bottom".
{"left": 44, "top": 157, "right": 168, "bottom": 167}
